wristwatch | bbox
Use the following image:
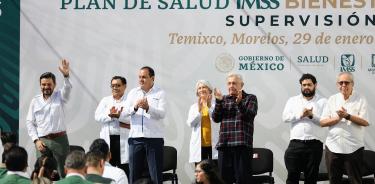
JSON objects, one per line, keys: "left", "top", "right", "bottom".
{"left": 345, "top": 114, "right": 351, "bottom": 120}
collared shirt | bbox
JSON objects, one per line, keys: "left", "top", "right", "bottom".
{"left": 66, "top": 173, "right": 86, "bottom": 179}
{"left": 212, "top": 91, "right": 258, "bottom": 148}
{"left": 282, "top": 94, "right": 327, "bottom": 142}
{"left": 26, "top": 77, "right": 72, "bottom": 141}
{"left": 6, "top": 171, "right": 29, "bottom": 179}
{"left": 95, "top": 95, "right": 128, "bottom": 135}
{"left": 120, "top": 85, "right": 166, "bottom": 138}
{"left": 103, "top": 162, "right": 128, "bottom": 184}
{"left": 321, "top": 91, "right": 369, "bottom": 154}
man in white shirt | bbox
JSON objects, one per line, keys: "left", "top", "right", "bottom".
{"left": 283, "top": 73, "right": 327, "bottom": 184}
{"left": 95, "top": 76, "right": 130, "bottom": 177}
{"left": 120, "top": 66, "right": 166, "bottom": 184}
{"left": 89, "top": 138, "right": 128, "bottom": 184}
{"left": 320, "top": 72, "right": 369, "bottom": 184}
{"left": 26, "top": 59, "right": 72, "bottom": 178}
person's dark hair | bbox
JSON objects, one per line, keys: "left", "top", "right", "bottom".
{"left": 85, "top": 150, "right": 105, "bottom": 167}
{"left": 1, "top": 131, "right": 18, "bottom": 145}
{"left": 40, "top": 72, "right": 56, "bottom": 84}
{"left": 299, "top": 73, "right": 317, "bottom": 85}
{"left": 195, "top": 160, "right": 224, "bottom": 184}
{"left": 89, "top": 138, "right": 109, "bottom": 160}
{"left": 2, "top": 142, "right": 15, "bottom": 163}
{"left": 5, "top": 146, "right": 28, "bottom": 171}
{"left": 111, "top": 76, "right": 127, "bottom": 85}
{"left": 140, "top": 66, "right": 155, "bottom": 77}
{"left": 31, "top": 147, "right": 59, "bottom": 181}
{"left": 64, "top": 150, "right": 86, "bottom": 170}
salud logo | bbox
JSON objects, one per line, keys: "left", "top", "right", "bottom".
{"left": 340, "top": 54, "right": 355, "bottom": 72}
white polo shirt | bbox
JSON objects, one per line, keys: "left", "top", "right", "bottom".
{"left": 321, "top": 91, "right": 369, "bottom": 154}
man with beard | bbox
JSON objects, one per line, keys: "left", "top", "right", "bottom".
{"left": 282, "top": 73, "right": 327, "bottom": 184}
{"left": 26, "top": 59, "right": 71, "bottom": 178}
{"left": 212, "top": 73, "right": 258, "bottom": 184}
{"left": 320, "top": 72, "right": 369, "bottom": 184}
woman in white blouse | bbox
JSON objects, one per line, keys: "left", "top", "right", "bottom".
{"left": 187, "top": 80, "right": 220, "bottom": 164}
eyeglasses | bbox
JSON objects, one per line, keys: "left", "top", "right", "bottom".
{"left": 337, "top": 81, "right": 351, "bottom": 86}
{"left": 110, "top": 84, "right": 122, "bottom": 88}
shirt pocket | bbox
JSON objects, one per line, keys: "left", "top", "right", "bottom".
{"left": 148, "top": 96, "right": 160, "bottom": 107}
{"left": 34, "top": 111, "right": 44, "bottom": 123}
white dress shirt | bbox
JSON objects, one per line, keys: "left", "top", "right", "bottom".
{"left": 282, "top": 94, "right": 327, "bottom": 142}
{"left": 321, "top": 91, "right": 369, "bottom": 154}
{"left": 186, "top": 101, "right": 220, "bottom": 163}
{"left": 26, "top": 77, "right": 72, "bottom": 141}
{"left": 120, "top": 86, "right": 166, "bottom": 138}
{"left": 103, "top": 162, "right": 128, "bottom": 184}
{"left": 95, "top": 95, "right": 130, "bottom": 163}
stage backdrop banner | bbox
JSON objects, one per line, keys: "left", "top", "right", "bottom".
{"left": 0, "top": 0, "right": 19, "bottom": 134}
{"left": 18, "top": 1, "right": 374, "bottom": 183}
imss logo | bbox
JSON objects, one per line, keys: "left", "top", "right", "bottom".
{"left": 340, "top": 54, "right": 355, "bottom": 72}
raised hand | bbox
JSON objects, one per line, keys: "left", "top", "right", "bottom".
{"left": 214, "top": 88, "right": 223, "bottom": 100}
{"left": 58, "top": 59, "right": 70, "bottom": 77}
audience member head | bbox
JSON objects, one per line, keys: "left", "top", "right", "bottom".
{"left": 85, "top": 150, "right": 106, "bottom": 175}
{"left": 5, "top": 146, "right": 28, "bottom": 172}
{"left": 195, "top": 160, "right": 224, "bottom": 184}
{"left": 64, "top": 150, "right": 86, "bottom": 175}
{"left": 2, "top": 142, "right": 15, "bottom": 163}
{"left": 0, "top": 131, "right": 18, "bottom": 145}
{"left": 31, "top": 147, "right": 59, "bottom": 181}
{"left": 89, "top": 139, "right": 110, "bottom": 161}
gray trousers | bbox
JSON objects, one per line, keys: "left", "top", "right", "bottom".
{"left": 36, "top": 134, "right": 69, "bottom": 178}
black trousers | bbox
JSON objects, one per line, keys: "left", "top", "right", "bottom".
{"left": 284, "top": 139, "right": 323, "bottom": 184}
{"left": 201, "top": 146, "right": 212, "bottom": 160}
{"left": 109, "top": 135, "right": 129, "bottom": 179}
{"left": 218, "top": 146, "right": 252, "bottom": 184}
{"left": 325, "top": 146, "right": 364, "bottom": 184}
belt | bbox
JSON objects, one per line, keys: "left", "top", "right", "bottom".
{"left": 291, "top": 139, "right": 321, "bottom": 143}
{"left": 40, "top": 131, "right": 66, "bottom": 139}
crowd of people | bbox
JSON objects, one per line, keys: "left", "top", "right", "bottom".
{"left": 0, "top": 59, "right": 370, "bottom": 184}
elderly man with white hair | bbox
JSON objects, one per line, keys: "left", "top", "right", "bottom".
{"left": 320, "top": 72, "right": 369, "bottom": 184}
{"left": 213, "top": 73, "right": 258, "bottom": 184}
{"left": 187, "top": 80, "right": 220, "bottom": 165}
